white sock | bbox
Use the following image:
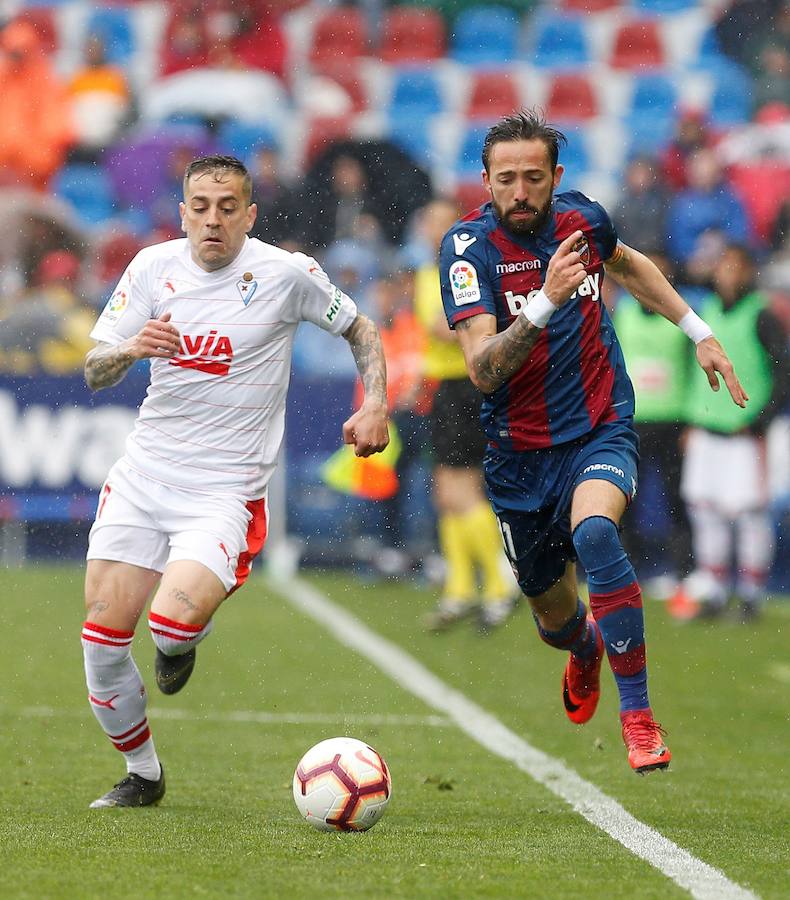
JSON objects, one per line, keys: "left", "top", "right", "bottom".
{"left": 149, "top": 612, "right": 214, "bottom": 656}
{"left": 82, "top": 621, "right": 161, "bottom": 781}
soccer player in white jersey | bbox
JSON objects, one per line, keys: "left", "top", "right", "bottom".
{"left": 81, "top": 155, "right": 389, "bottom": 808}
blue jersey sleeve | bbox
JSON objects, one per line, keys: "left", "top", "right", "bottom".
{"left": 587, "top": 196, "right": 618, "bottom": 261}
{"left": 439, "top": 224, "right": 496, "bottom": 329}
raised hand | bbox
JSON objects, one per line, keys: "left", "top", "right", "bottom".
{"left": 543, "top": 230, "right": 589, "bottom": 307}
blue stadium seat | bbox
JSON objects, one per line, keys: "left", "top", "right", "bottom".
{"left": 85, "top": 7, "right": 135, "bottom": 65}
{"left": 708, "top": 63, "right": 753, "bottom": 126}
{"left": 532, "top": 13, "right": 590, "bottom": 70}
{"left": 218, "top": 120, "right": 278, "bottom": 163}
{"left": 388, "top": 67, "right": 444, "bottom": 117}
{"left": 456, "top": 124, "right": 490, "bottom": 176}
{"left": 626, "top": 112, "right": 675, "bottom": 156}
{"left": 632, "top": 0, "right": 697, "bottom": 12}
{"left": 449, "top": 6, "right": 521, "bottom": 66}
{"left": 388, "top": 114, "right": 434, "bottom": 166}
{"left": 630, "top": 73, "right": 677, "bottom": 118}
{"left": 693, "top": 26, "right": 731, "bottom": 71}
{"left": 556, "top": 128, "right": 590, "bottom": 188}
{"left": 52, "top": 163, "right": 116, "bottom": 226}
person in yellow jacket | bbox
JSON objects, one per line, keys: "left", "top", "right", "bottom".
{"left": 414, "top": 198, "right": 515, "bottom": 632}
{"left": 679, "top": 243, "right": 790, "bottom": 620}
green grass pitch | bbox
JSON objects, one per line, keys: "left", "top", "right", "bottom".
{"left": 0, "top": 565, "right": 787, "bottom": 899}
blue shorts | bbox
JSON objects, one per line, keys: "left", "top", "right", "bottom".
{"left": 483, "top": 419, "right": 639, "bottom": 597}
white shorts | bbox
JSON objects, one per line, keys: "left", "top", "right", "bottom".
{"left": 87, "top": 460, "right": 268, "bottom": 594}
{"left": 680, "top": 428, "right": 769, "bottom": 518}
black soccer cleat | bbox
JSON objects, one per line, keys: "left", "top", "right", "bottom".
{"left": 155, "top": 647, "right": 196, "bottom": 695}
{"left": 89, "top": 767, "right": 165, "bottom": 809}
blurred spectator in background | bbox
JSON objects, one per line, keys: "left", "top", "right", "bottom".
{"left": 674, "top": 243, "right": 790, "bottom": 621}
{"left": 612, "top": 157, "right": 668, "bottom": 251}
{"left": 0, "top": 249, "right": 94, "bottom": 374}
{"left": 161, "top": 5, "right": 208, "bottom": 75}
{"left": 416, "top": 198, "right": 515, "bottom": 633}
{"left": 664, "top": 148, "right": 751, "bottom": 274}
{"left": 613, "top": 251, "right": 693, "bottom": 599}
{"left": 660, "top": 109, "right": 713, "bottom": 192}
{"left": 363, "top": 264, "right": 431, "bottom": 576}
{"left": 754, "top": 42, "right": 790, "bottom": 109}
{"left": 247, "top": 144, "right": 299, "bottom": 248}
{"left": 68, "top": 33, "right": 131, "bottom": 157}
{"left": 0, "top": 20, "right": 73, "bottom": 190}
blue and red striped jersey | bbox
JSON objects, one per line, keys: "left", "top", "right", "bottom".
{"left": 439, "top": 191, "right": 635, "bottom": 451}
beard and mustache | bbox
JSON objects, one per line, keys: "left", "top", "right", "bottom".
{"left": 493, "top": 194, "right": 553, "bottom": 236}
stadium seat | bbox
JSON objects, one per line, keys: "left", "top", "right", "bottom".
{"left": 708, "top": 63, "right": 753, "bottom": 126}
{"left": 449, "top": 6, "right": 521, "bottom": 65}
{"left": 309, "top": 8, "right": 368, "bottom": 68}
{"left": 626, "top": 111, "right": 675, "bottom": 156}
{"left": 729, "top": 162, "right": 790, "bottom": 242}
{"left": 218, "top": 121, "right": 278, "bottom": 164}
{"left": 560, "top": 0, "right": 620, "bottom": 11}
{"left": 85, "top": 6, "right": 135, "bottom": 66}
{"left": 632, "top": 0, "right": 695, "bottom": 11}
{"left": 546, "top": 72, "right": 597, "bottom": 121}
{"left": 556, "top": 128, "right": 590, "bottom": 186}
{"left": 379, "top": 7, "right": 446, "bottom": 63}
{"left": 629, "top": 73, "right": 677, "bottom": 119}
{"left": 455, "top": 180, "right": 489, "bottom": 213}
{"left": 609, "top": 20, "right": 665, "bottom": 70}
{"left": 388, "top": 67, "right": 445, "bottom": 118}
{"left": 312, "top": 61, "right": 370, "bottom": 113}
{"left": 456, "top": 124, "right": 490, "bottom": 176}
{"left": 466, "top": 70, "right": 522, "bottom": 119}
{"left": 692, "top": 26, "right": 732, "bottom": 72}
{"left": 532, "top": 13, "right": 590, "bottom": 70}
{"left": 52, "top": 163, "right": 116, "bottom": 227}
{"left": 303, "top": 116, "right": 354, "bottom": 168}
{"left": 12, "top": 10, "right": 58, "bottom": 54}
{"left": 388, "top": 114, "right": 434, "bottom": 166}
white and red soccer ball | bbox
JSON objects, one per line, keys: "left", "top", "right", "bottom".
{"left": 293, "top": 737, "right": 392, "bottom": 832}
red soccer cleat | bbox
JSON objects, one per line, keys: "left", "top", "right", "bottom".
{"left": 621, "top": 709, "right": 671, "bottom": 774}
{"left": 561, "top": 620, "right": 604, "bottom": 725}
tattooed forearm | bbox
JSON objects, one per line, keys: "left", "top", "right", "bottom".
{"left": 457, "top": 315, "right": 543, "bottom": 394}
{"left": 343, "top": 314, "right": 388, "bottom": 408}
{"left": 85, "top": 342, "right": 136, "bottom": 391}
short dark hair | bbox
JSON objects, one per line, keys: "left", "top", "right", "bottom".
{"left": 482, "top": 109, "right": 567, "bottom": 172}
{"left": 183, "top": 155, "right": 252, "bottom": 203}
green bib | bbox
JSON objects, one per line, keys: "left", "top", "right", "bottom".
{"left": 685, "top": 291, "right": 772, "bottom": 433}
{"left": 614, "top": 298, "right": 690, "bottom": 422}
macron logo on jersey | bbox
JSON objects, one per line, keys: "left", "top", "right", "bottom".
{"left": 170, "top": 331, "right": 234, "bottom": 376}
{"left": 496, "top": 259, "right": 542, "bottom": 275}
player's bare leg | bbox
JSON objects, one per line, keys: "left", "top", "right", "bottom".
{"left": 571, "top": 479, "right": 670, "bottom": 773}
{"left": 83, "top": 560, "right": 165, "bottom": 807}
{"left": 148, "top": 560, "right": 227, "bottom": 695}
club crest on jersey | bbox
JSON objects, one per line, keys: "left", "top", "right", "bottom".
{"left": 573, "top": 235, "right": 591, "bottom": 266}
{"left": 170, "top": 331, "right": 234, "bottom": 376}
{"left": 236, "top": 278, "right": 257, "bottom": 305}
{"left": 449, "top": 261, "right": 480, "bottom": 305}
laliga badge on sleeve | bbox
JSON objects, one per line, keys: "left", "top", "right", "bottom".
{"left": 236, "top": 275, "right": 257, "bottom": 305}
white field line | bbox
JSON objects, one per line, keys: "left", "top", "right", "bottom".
{"left": 768, "top": 662, "right": 790, "bottom": 685}
{"left": 12, "top": 706, "right": 450, "bottom": 728}
{"left": 277, "top": 576, "right": 757, "bottom": 900}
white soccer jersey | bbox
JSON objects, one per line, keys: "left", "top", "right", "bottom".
{"left": 90, "top": 237, "right": 358, "bottom": 498}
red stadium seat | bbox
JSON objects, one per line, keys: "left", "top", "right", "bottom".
{"left": 13, "top": 10, "right": 58, "bottom": 54}
{"left": 729, "top": 162, "right": 790, "bottom": 242}
{"left": 467, "top": 70, "right": 521, "bottom": 120}
{"left": 455, "top": 180, "right": 489, "bottom": 213}
{"left": 379, "top": 7, "right": 446, "bottom": 63}
{"left": 610, "top": 20, "right": 665, "bottom": 70}
{"left": 546, "top": 72, "right": 598, "bottom": 121}
{"left": 303, "top": 115, "right": 354, "bottom": 167}
{"left": 561, "top": 0, "right": 621, "bottom": 11}
{"left": 309, "top": 8, "right": 368, "bottom": 68}
{"left": 312, "top": 60, "right": 369, "bottom": 112}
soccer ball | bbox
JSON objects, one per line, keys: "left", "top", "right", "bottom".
{"left": 292, "top": 737, "right": 392, "bottom": 832}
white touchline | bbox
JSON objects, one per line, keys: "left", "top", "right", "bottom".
{"left": 276, "top": 576, "right": 757, "bottom": 900}
{"left": 15, "top": 706, "right": 450, "bottom": 728}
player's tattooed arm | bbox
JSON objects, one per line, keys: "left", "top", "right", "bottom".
{"left": 341, "top": 313, "right": 389, "bottom": 456}
{"left": 456, "top": 315, "right": 543, "bottom": 394}
{"left": 85, "top": 312, "right": 181, "bottom": 391}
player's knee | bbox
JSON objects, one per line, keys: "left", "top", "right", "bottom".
{"left": 81, "top": 621, "right": 133, "bottom": 666}
{"left": 572, "top": 515, "right": 621, "bottom": 567}
{"left": 148, "top": 612, "right": 213, "bottom": 657}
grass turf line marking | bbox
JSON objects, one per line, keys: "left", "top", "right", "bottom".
{"left": 278, "top": 576, "right": 757, "bottom": 900}
{"left": 13, "top": 706, "right": 450, "bottom": 728}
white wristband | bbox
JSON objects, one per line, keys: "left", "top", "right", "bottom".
{"left": 678, "top": 309, "right": 714, "bottom": 344}
{"left": 521, "top": 289, "right": 556, "bottom": 328}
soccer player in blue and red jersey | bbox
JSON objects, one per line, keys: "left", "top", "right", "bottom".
{"left": 439, "top": 110, "right": 748, "bottom": 773}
